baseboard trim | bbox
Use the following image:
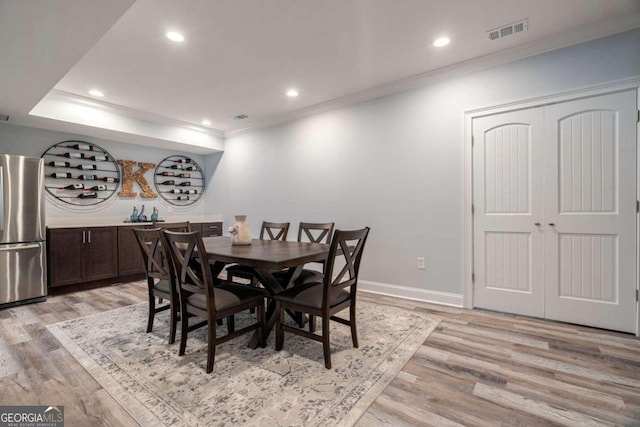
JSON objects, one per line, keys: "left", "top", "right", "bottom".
{"left": 359, "top": 280, "right": 463, "bottom": 307}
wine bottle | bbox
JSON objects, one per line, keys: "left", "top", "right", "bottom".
{"left": 165, "top": 189, "right": 182, "bottom": 194}
{"left": 172, "top": 158, "right": 191, "bottom": 163}
{"left": 177, "top": 181, "right": 191, "bottom": 187}
{"left": 66, "top": 143, "right": 93, "bottom": 151}
{"left": 179, "top": 173, "right": 191, "bottom": 178}
{"left": 90, "top": 155, "right": 108, "bottom": 161}
{"left": 57, "top": 152, "right": 85, "bottom": 159}
{"left": 168, "top": 164, "right": 184, "bottom": 170}
{"left": 160, "top": 180, "right": 175, "bottom": 185}
{"left": 48, "top": 161, "right": 70, "bottom": 167}
{"left": 176, "top": 195, "right": 190, "bottom": 201}
{"left": 78, "top": 174, "right": 96, "bottom": 180}
{"left": 78, "top": 192, "right": 98, "bottom": 199}
{"left": 159, "top": 171, "right": 175, "bottom": 176}
{"left": 89, "top": 184, "right": 107, "bottom": 191}
{"left": 74, "top": 164, "right": 97, "bottom": 170}
{"left": 58, "top": 183, "right": 84, "bottom": 190}
{"left": 50, "top": 172, "right": 72, "bottom": 179}
{"left": 184, "top": 166, "right": 196, "bottom": 171}
{"left": 102, "top": 176, "right": 119, "bottom": 183}
{"left": 183, "top": 189, "right": 198, "bottom": 195}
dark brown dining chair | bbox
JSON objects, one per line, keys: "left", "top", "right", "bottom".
{"left": 133, "top": 227, "right": 180, "bottom": 344}
{"left": 161, "top": 230, "right": 266, "bottom": 373}
{"left": 274, "top": 227, "right": 370, "bottom": 369}
{"left": 226, "top": 221, "right": 290, "bottom": 288}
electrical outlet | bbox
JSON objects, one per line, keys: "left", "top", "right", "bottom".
{"left": 417, "top": 257, "right": 425, "bottom": 270}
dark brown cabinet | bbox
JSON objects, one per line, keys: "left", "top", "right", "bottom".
{"left": 117, "top": 226, "right": 147, "bottom": 276}
{"left": 48, "top": 227, "right": 118, "bottom": 288}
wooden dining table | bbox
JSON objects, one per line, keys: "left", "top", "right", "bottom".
{"left": 201, "top": 236, "right": 330, "bottom": 348}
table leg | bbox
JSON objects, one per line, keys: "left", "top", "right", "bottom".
{"left": 247, "top": 266, "right": 306, "bottom": 348}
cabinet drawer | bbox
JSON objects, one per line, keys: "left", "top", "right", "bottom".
{"left": 200, "top": 222, "right": 222, "bottom": 237}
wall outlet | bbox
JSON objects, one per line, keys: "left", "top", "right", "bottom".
{"left": 417, "top": 257, "right": 425, "bottom": 270}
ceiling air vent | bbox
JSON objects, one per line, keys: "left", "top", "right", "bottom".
{"left": 488, "top": 19, "right": 528, "bottom": 41}
{"left": 234, "top": 114, "right": 248, "bottom": 120}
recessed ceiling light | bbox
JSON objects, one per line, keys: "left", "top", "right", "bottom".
{"left": 433, "top": 37, "right": 450, "bottom": 47}
{"left": 286, "top": 89, "right": 299, "bottom": 98}
{"left": 89, "top": 89, "right": 104, "bottom": 97}
{"left": 166, "top": 31, "right": 185, "bottom": 42}
{"left": 201, "top": 119, "right": 211, "bottom": 126}
{"left": 234, "top": 114, "right": 248, "bottom": 120}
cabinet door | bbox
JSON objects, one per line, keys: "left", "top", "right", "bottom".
{"left": 200, "top": 222, "right": 222, "bottom": 237}
{"left": 86, "top": 227, "right": 119, "bottom": 282}
{"left": 118, "top": 226, "right": 146, "bottom": 276}
{"left": 48, "top": 228, "right": 86, "bottom": 287}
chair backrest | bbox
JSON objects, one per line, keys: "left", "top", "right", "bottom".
{"left": 259, "top": 221, "right": 290, "bottom": 241}
{"left": 133, "top": 227, "right": 175, "bottom": 286}
{"left": 161, "top": 230, "right": 215, "bottom": 304}
{"left": 153, "top": 221, "right": 190, "bottom": 232}
{"left": 323, "top": 227, "right": 370, "bottom": 300}
{"left": 297, "top": 222, "right": 335, "bottom": 244}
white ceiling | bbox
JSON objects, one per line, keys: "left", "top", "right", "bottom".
{"left": 2, "top": 0, "right": 639, "bottom": 153}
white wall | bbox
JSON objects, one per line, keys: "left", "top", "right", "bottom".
{"left": 208, "top": 29, "right": 640, "bottom": 302}
{"left": 0, "top": 123, "right": 213, "bottom": 221}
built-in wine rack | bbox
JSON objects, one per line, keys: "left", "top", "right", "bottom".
{"left": 154, "top": 155, "right": 204, "bottom": 206}
{"left": 41, "top": 141, "right": 121, "bottom": 206}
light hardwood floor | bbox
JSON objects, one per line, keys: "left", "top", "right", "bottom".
{"left": 1, "top": 281, "right": 639, "bottom": 426}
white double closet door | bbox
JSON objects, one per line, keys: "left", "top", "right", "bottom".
{"left": 473, "top": 90, "right": 637, "bottom": 333}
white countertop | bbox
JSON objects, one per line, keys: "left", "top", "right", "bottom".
{"left": 46, "top": 215, "right": 223, "bottom": 228}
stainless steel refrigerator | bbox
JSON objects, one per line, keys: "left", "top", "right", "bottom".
{"left": 0, "top": 154, "right": 47, "bottom": 308}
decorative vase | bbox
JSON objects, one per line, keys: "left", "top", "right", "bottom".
{"left": 228, "top": 215, "right": 252, "bottom": 245}
{"left": 150, "top": 207, "right": 159, "bottom": 221}
{"left": 130, "top": 206, "right": 138, "bottom": 222}
{"left": 138, "top": 204, "right": 147, "bottom": 222}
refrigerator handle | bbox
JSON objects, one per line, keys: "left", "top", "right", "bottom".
{"left": 0, "top": 244, "right": 41, "bottom": 252}
{"left": 0, "top": 166, "right": 4, "bottom": 232}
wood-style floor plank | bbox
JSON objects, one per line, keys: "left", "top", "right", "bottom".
{"left": 1, "top": 282, "right": 639, "bottom": 426}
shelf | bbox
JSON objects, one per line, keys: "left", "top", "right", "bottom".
{"left": 153, "top": 155, "right": 205, "bottom": 206}
{"left": 42, "top": 140, "right": 121, "bottom": 206}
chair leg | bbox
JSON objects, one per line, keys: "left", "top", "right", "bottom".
{"left": 249, "top": 277, "right": 257, "bottom": 314}
{"left": 350, "top": 301, "right": 358, "bottom": 348}
{"left": 322, "top": 315, "right": 331, "bottom": 369}
{"left": 227, "top": 315, "right": 235, "bottom": 333}
{"left": 169, "top": 301, "right": 178, "bottom": 344}
{"left": 257, "top": 301, "right": 266, "bottom": 348}
{"left": 147, "top": 293, "right": 155, "bottom": 333}
{"left": 308, "top": 314, "right": 315, "bottom": 333}
{"left": 179, "top": 303, "right": 188, "bottom": 356}
{"left": 275, "top": 301, "right": 284, "bottom": 351}
{"left": 206, "top": 316, "right": 216, "bottom": 373}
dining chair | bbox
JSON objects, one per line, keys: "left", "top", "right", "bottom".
{"left": 161, "top": 230, "right": 266, "bottom": 373}
{"left": 226, "top": 221, "right": 290, "bottom": 288}
{"left": 274, "top": 227, "right": 370, "bottom": 369}
{"left": 153, "top": 220, "right": 234, "bottom": 328}
{"left": 280, "top": 222, "right": 335, "bottom": 285}
{"left": 133, "top": 227, "right": 180, "bottom": 344}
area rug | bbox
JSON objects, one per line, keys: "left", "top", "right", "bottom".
{"left": 47, "top": 301, "right": 438, "bottom": 426}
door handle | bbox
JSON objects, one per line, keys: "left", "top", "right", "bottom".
{"left": 87, "top": 230, "right": 91, "bottom": 243}
{"left": 82, "top": 230, "right": 86, "bottom": 244}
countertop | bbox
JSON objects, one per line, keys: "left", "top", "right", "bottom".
{"left": 46, "top": 215, "right": 223, "bottom": 228}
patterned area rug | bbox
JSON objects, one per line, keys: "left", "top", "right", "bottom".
{"left": 47, "top": 301, "right": 438, "bottom": 426}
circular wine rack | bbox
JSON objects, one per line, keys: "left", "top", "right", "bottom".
{"left": 42, "top": 140, "right": 121, "bottom": 206}
{"left": 154, "top": 155, "right": 204, "bottom": 206}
